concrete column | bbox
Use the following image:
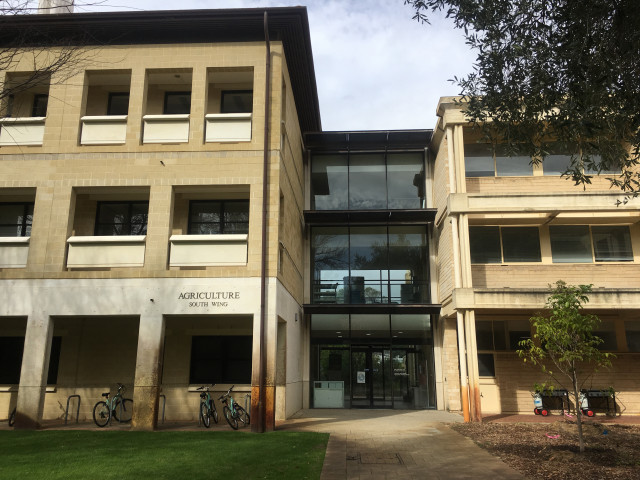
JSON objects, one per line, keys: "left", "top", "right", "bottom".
{"left": 131, "top": 313, "right": 165, "bottom": 430}
{"left": 14, "top": 314, "right": 53, "bottom": 429}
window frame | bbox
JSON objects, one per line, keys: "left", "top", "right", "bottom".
{"left": 0, "top": 202, "right": 34, "bottom": 237}
{"left": 94, "top": 201, "right": 149, "bottom": 236}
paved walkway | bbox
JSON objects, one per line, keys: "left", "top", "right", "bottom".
{"left": 278, "top": 410, "right": 524, "bottom": 480}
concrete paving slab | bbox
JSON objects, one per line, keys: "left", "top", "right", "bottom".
{"left": 278, "top": 410, "right": 524, "bottom": 480}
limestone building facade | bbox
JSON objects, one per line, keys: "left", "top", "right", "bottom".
{"left": 1, "top": 8, "right": 639, "bottom": 430}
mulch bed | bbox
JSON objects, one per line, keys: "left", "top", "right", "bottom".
{"left": 451, "top": 421, "right": 640, "bottom": 479}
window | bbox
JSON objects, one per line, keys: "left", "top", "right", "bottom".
{"left": 0, "top": 203, "right": 33, "bottom": 237}
{"left": 592, "top": 226, "right": 633, "bottom": 262}
{"left": 465, "top": 143, "right": 532, "bottom": 177}
{"left": 625, "top": 321, "right": 640, "bottom": 352}
{"left": 550, "top": 225, "right": 633, "bottom": 263}
{"left": 94, "top": 201, "right": 148, "bottom": 236}
{"left": 31, "top": 94, "right": 48, "bottom": 117}
{"left": 5, "top": 94, "right": 14, "bottom": 117}
{"left": 189, "top": 336, "right": 252, "bottom": 384}
{"left": 107, "top": 93, "right": 129, "bottom": 115}
{"left": 477, "top": 353, "right": 495, "bottom": 377}
{"left": 476, "top": 319, "right": 530, "bottom": 351}
{"left": 311, "top": 225, "right": 429, "bottom": 304}
{"left": 188, "top": 200, "right": 249, "bottom": 235}
{"left": 544, "top": 144, "right": 619, "bottom": 176}
{"left": 220, "top": 90, "right": 253, "bottom": 114}
{"left": 163, "top": 91, "right": 191, "bottom": 114}
{"left": 310, "top": 152, "right": 425, "bottom": 210}
{"left": 594, "top": 322, "right": 617, "bottom": 351}
{"left": 470, "top": 226, "right": 541, "bottom": 264}
{"left": 0, "top": 336, "right": 61, "bottom": 385}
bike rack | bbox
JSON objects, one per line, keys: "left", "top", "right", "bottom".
{"left": 245, "top": 393, "right": 251, "bottom": 413}
{"left": 64, "top": 395, "right": 81, "bottom": 425}
{"left": 159, "top": 394, "right": 166, "bottom": 424}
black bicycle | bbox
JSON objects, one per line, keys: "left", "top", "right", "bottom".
{"left": 219, "top": 385, "right": 250, "bottom": 430}
{"left": 198, "top": 385, "right": 219, "bottom": 427}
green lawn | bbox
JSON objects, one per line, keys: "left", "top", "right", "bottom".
{"left": 0, "top": 430, "right": 328, "bottom": 479}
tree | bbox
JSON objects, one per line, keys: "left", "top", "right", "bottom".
{"left": 517, "top": 281, "right": 613, "bottom": 453}
{"left": 0, "top": 1, "right": 108, "bottom": 115}
{"left": 406, "top": 0, "right": 640, "bottom": 200}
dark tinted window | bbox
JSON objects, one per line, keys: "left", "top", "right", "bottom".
{"left": 31, "top": 94, "right": 48, "bottom": 117}
{"left": 107, "top": 93, "right": 129, "bottom": 115}
{"left": 221, "top": 90, "right": 253, "bottom": 114}
{"left": 189, "top": 336, "right": 252, "bottom": 384}
{"left": 0, "top": 336, "right": 61, "bottom": 384}
{"left": 95, "top": 202, "right": 148, "bottom": 236}
{"left": 0, "top": 203, "right": 33, "bottom": 237}
{"left": 188, "top": 200, "right": 249, "bottom": 235}
{"left": 164, "top": 92, "right": 191, "bottom": 114}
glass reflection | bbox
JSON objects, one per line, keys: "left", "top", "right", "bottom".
{"left": 311, "top": 154, "right": 348, "bottom": 210}
{"left": 349, "top": 154, "right": 386, "bottom": 209}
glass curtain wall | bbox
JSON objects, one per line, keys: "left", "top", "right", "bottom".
{"left": 310, "top": 314, "right": 436, "bottom": 409}
{"left": 311, "top": 152, "right": 424, "bottom": 210}
{"left": 311, "top": 226, "right": 429, "bottom": 304}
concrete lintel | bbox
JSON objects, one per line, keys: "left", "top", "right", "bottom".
{"left": 470, "top": 288, "right": 640, "bottom": 310}
{"left": 461, "top": 192, "right": 636, "bottom": 214}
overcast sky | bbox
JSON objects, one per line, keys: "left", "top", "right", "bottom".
{"left": 71, "top": 0, "right": 476, "bottom": 131}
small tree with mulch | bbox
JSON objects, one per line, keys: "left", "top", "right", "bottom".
{"left": 517, "top": 281, "right": 614, "bottom": 453}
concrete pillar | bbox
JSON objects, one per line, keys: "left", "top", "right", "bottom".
{"left": 14, "top": 314, "right": 54, "bottom": 429}
{"left": 131, "top": 313, "right": 165, "bottom": 430}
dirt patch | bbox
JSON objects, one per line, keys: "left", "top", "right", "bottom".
{"left": 451, "top": 421, "right": 640, "bottom": 479}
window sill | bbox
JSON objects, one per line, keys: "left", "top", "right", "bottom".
{"left": 0, "top": 236, "right": 30, "bottom": 244}
{"left": 67, "top": 235, "right": 146, "bottom": 244}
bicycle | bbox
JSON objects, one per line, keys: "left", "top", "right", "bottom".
{"left": 197, "top": 385, "right": 219, "bottom": 428}
{"left": 92, "top": 383, "right": 133, "bottom": 427}
{"left": 218, "top": 385, "right": 250, "bottom": 430}
{"left": 8, "top": 407, "right": 15, "bottom": 427}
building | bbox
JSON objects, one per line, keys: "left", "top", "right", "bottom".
{"left": 432, "top": 98, "right": 640, "bottom": 420}
{"left": 304, "top": 130, "right": 440, "bottom": 410}
{"left": 1, "top": 8, "right": 638, "bottom": 431}
{"left": 0, "top": 7, "right": 320, "bottom": 431}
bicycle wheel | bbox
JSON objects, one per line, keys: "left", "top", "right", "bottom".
{"left": 8, "top": 408, "right": 16, "bottom": 427}
{"left": 93, "top": 401, "right": 111, "bottom": 427}
{"left": 235, "top": 405, "right": 250, "bottom": 427}
{"left": 113, "top": 398, "right": 133, "bottom": 423}
{"left": 223, "top": 405, "right": 238, "bottom": 430}
{"left": 210, "top": 401, "right": 219, "bottom": 424}
{"left": 200, "top": 401, "right": 211, "bottom": 428}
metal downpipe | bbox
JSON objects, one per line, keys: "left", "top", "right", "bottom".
{"left": 254, "top": 11, "right": 271, "bottom": 434}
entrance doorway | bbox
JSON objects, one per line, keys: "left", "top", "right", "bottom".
{"left": 351, "top": 347, "right": 392, "bottom": 408}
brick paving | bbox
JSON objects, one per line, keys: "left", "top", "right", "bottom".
{"left": 278, "top": 410, "right": 524, "bottom": 479}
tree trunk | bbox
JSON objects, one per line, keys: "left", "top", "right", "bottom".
{"left": 572, "top": 369, "right": 585, "bottom": 453}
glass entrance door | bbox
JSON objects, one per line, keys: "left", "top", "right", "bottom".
{"left": 351, "top": 347, "right": 392, "bottom": 408}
